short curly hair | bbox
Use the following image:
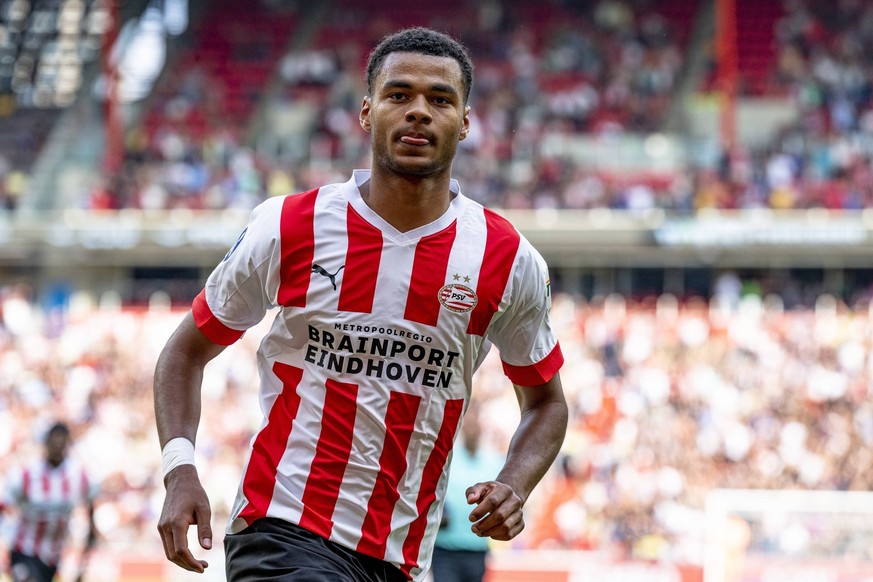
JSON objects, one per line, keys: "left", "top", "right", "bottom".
{"left": 45, "top": 421, "right": 70, "bottom": 442}
{"left": 366, "top": 27, "right": 474, "bottom": 103}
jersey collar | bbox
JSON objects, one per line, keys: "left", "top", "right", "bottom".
{"left": 347, "top": 169, "right": 465, "bottom": 244}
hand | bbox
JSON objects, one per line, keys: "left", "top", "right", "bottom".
{"left": 465, "top": 480, "right": 525, "bottom": 541}
{"left": 157, "top": 465, "right": 213, "bottom": 572}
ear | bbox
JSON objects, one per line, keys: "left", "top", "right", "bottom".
{"left": 360, "top": 96, "right": 372, "bottom": 132}
{"left": 459, "top": 105, "right": 471, "bottom": 141}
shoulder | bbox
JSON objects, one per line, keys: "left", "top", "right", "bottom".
{"left": 478, "top": 208, "right": 545, "bottom": 273}
{"left": 5, "top": 460, "right": 41, "bottom": 490}
{"left": 458, "top": 198, "right": 522, "bottom": 245}
{"left": 266, "top": 182, "right": 355, "bottom": 220}
{"left": 64, "top": 458, "right": 90, "bottom": 477}
{"left": 243, "top": 188, "right": 324, "bottom": 237}
{"left": 4, "top": 462, "right": 25, "bottom": 483}
{"left": 62, "top": 459, "right": 98, "bottom": 494}
{"left": 253, "top": 183, "right": 342, "bottom": 212}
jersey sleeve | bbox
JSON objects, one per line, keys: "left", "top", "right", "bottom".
{"left": 485, "top": 238, "right": 564, "bottom": 386}
{"left": 192, "top": 196, "right": 284, "bottom": 345}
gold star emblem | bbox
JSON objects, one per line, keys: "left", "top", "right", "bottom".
{"left": 463, "top": 275, "right": 471, "bottom": 283}
{"left": 453, "top": 273, "right": 460, "bottom": 281}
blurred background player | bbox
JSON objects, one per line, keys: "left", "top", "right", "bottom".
{"left": 0, "top": 422, "right": 98, "bottom": 582}
{"left": 432, "top": 407, "right": 505, "bottom": 582}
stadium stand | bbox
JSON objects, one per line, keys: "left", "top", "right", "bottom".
{"left": 4, "top": 0, "right": 873, "bottom": 214}
{"left": 43, "top": 0, "right": 698, "bottom": 211}
{"left": 140, "top": 0, "right": 297, "bottom": 141}
{"left": 0, "top": 0, "right": 114, "bottom": 210}
{"left": 102, "top": 0, "right": 298, "bottom": 210}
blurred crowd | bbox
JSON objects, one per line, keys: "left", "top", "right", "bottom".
{"left": 89, "top": 0, "right": 690, "bottom": 212}
{"left": 67, "top": 0, "right": 873, "bottom": 214}
{"left": 710, "top": 0, "right": 873, "bottom": 211}
{"left": 4, "top": 0, "right": 873, "bottom": 213}
{"left": 0, "top": 284, "right": 267, "bottom": 556}
{"left": 526, "top": 290, "right": 873, "bottom": 564}
{"left": 3, "top": 282, "right": 873, "bottom": 566}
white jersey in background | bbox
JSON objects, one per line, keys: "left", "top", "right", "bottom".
{"left": 2, "top": 458, "right": 95, "bottom": 567}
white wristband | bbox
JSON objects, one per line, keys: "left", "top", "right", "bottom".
{"left": 161, "top": 437, "right": 195, "bottom": 477}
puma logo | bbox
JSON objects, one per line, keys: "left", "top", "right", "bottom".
{"left": 311, "top": 263, "right": 345, "bottom": 290}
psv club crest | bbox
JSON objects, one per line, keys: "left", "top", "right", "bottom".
{"left": 438, "top": 283, "right": 478, "bottom": 313}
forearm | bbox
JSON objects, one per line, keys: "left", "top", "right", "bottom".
{"left": 154, "top": 314, "right": 225, "bottom": 571}
{"left": 154, "top": 313, "right": 224, "bottom": 447}
{"left": 495, "top": 387, "right": 568, "bottom": 503}
{"left": 154, "top": 352, "right": 205, "bottom": 447}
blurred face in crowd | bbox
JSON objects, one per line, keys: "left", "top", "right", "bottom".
{"left": 360, "top": 51, "right": 470, "bottom": 179}
{"left": 45, "top": 428, "right": 70, "bottom": 467}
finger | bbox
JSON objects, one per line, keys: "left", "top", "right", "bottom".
{"left": 471, "top": 506, "right": 521, "bottom": 537}
{"left": 465, "top": 483, "right": 487, "bottom": 505}
{"left": 196, "top": 504, "right": 213, "bottom": 550}
{"left": 476, "top": 508, "right": 525, "bottom": 540}
{"left": 471, "top": 491, "right": 523, "bottom": 535}
{"left": 166, "top": 515, "right": 208, "bottom": 572}
{"left": 171, "top": 527, "right": 208, "bottom": 573}
{"left": 468, "top": 487, "right": 507, "bottom": 523}
{"left": 484, "top": 517, "right": 525, "bottom": 541}
{"left": 158, "top": 521, "right": 172, "bottom": 561}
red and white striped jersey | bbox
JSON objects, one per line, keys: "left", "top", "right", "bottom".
{"left": 2, "top": 458, "right": 96, "bottom": 567}
{"left": 194, "top": 170, "right": 563, "bottom": 580}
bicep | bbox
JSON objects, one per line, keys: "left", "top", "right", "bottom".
{"left": 161, "top": 312, "right": 227, "bottom": 367}
{"left": 513, "top": 373, "right": 566, "bottom": 414}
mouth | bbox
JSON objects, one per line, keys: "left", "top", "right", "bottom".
{"left": 398, "top": 132, "right": 432, "bottom": 147}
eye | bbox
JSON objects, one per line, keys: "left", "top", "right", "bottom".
{"left": 433, "top": 96, "right": 451, "bottom": 105}
{"left": 388, "top": 92, "right": 407, "bottom": 101}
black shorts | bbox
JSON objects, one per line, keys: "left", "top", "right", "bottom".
{"left": 10, "top": 551, "right": 57, "bottom": 582}
{"left": 224, "top": 518, "right": 408, "bottom": 582}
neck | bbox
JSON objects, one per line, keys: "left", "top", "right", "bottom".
{"left": 362, "top": 168, "right": 453, "bottom": 232}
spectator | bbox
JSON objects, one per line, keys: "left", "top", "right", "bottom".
{"left": 432, "top": 408, "right": 505, "bottom": 582}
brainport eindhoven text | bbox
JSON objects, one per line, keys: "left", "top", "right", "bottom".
{"left": 305, "top": 325, "right": 459, "bottom": 388}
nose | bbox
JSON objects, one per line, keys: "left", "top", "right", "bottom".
{"left": 405, "top": 95, "right": 432, "bottom": 124}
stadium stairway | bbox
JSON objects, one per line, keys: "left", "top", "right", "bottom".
{"left": 735, "top": 0, "right": 783, "bottom": 96}
{"left": 664, "top": 0, "right": 715, "bottom": 134}
{"left": 140, "top": 0, "right": 299, "bottom": 145}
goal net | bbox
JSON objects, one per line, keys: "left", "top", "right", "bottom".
{"left": 704, "top": 489, "right": 873, "bottom": 582}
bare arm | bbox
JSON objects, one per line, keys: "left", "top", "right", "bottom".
{"left": 155, "top": 312, "right": 226, "bottom": 447}
{"left": 465, "top": 373, "right": 568, "bottom": 540}
{"left": 154, "top": 312, "right": 227, "bottom": 573}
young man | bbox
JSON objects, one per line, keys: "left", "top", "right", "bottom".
{"left": 1, "top": 422, "right": 98, "bottom": 582}
{"left": 154, "top": 27, "right": 567, "bottom": 582}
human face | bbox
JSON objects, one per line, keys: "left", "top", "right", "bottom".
{"left": 360, "top": 52, "right": 470, "bottom": 179}
{"left": 45, "top": 430, "right": 69, "bottom": 467}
